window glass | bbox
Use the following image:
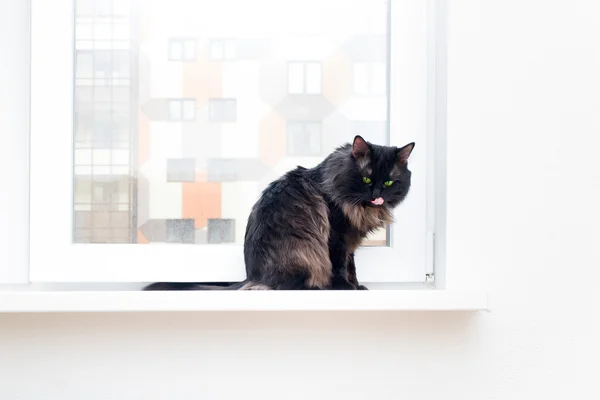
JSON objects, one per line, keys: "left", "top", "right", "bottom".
{"left": 73, "top": 0, "right": 389, "bottom": 245}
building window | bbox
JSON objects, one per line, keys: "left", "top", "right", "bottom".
{"left": 208, "top": 99, "right": 237, "bottom": 122}
{"left": 168, "top": 39, "right": 196, "bottom": 61}
{"left": 76, "top": 50, "right": 130, "bottom": 85}
{"left": 167, "top": 219, "right": 195, "bottom": 244}
{"left": 353, "top": 62, "right": 386, "bottom": 95}
{"left": 288, "top": 62, "right": 322, "bottom": 94}
{"left": 207, "top": 219, "right": 236, "bottom": 244}
{"left": 287, "top": 122, "right": 322, "bottom": 156}
{"left": 167, "top": 158, "right": 196, "bottom": 182}
{"left": 209, "top": 39, "right": 236, "bottom": 60}
{"left": 168, "top": 99, "right": 196, "bottom": 121}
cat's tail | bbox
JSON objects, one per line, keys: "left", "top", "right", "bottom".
{"left": 142, "top": 281, "right": 269, "bottom": 291}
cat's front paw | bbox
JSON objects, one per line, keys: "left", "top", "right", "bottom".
{"left": 330, "top": 277, "right": 357, "bottom": 290}
{"left": 357, "top": 285, "right": 369, "bottom": 290}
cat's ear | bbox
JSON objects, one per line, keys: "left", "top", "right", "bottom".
{"left": 352, "top": 135, "right": 370, "bottom": 159}
{"left": 396, "top": 142, "right": 415, "bottom": 164}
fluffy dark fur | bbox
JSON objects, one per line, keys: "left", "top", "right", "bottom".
{"left": 144, "top": 136, "right": 414, "bottom": 291}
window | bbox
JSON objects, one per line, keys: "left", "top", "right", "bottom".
{"left": 168, "top": 99, "right": 196, "bottom": 121}
{"left": 209, "top": 39, "right": 236, "bottom": 60}
{"left": 169, "top": 39, "right": 196, "bottom": 61}
{"left": 167, "top": 158, "right": 196, "bottom": 182}
{"left": 74, "top": 175, "right": 133, "bottom": 243}
{"left": 29, "top": 0, "right": 433, "bottom": 284}
{"left": 288, "top": 62, "right": 322, "bottom": 94}
{"left": 76, "top": 50, "right": 130, "bottom": 85}
{"left": 166, "top": 219, "right": 195, "bottom": 244}
{"left": 209, "top": 99, "right": 237, "bottom": 122}
{"left": 287, "top": 122, "right": 322, "bottom": 156}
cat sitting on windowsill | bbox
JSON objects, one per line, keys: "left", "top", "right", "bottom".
{"left": 145, "top": 136, "right": 414, "bottom": 291}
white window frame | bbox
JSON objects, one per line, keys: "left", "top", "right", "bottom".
{"left": 29, "top": 0, "right": 433, "bottom": 284}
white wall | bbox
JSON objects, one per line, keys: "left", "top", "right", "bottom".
{"left": 2, "top": 0, "right": 600, "bottom": 399}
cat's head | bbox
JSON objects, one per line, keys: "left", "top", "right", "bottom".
{"left": 328, "top": 136, "right": 415, "bottom": 208}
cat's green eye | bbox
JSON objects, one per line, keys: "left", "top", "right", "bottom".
{"left": 384, "top": 180, "right": 394, "bottom": 187}
{"left": 362, "top": 177, "right": 372, "bottom": 184}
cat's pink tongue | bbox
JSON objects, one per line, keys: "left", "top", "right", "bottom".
{"left": 370, "top": 197, "right": 384, "bottom": 206}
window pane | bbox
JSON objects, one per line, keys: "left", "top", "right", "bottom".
{"left": 73, "top": 0, "right": 390, "bottom": 245}
{"left": 224, "top": 40, "right": 236, "bottom": 60}
{"left": 76, "top": 23, "right": 93, "bottom": 41}
{"left": 287, "top": 122, "right": 321, "bottom": 156}
{"left": 306, "top": 123, "right": 322, "bottom": 155}
{"left": 209, "top": 99, "right": 236, "bottom": 122}
{"left": 183, "top": 40, "right": 196, "bottom": 60}
{"left": 76, "top": 51, "right": 93, "bottom": 79}
{"left": 169, "top": 100, "right": 182, "bottom": 120}
{"left": 287, "top": 63, "right": 305, "bottom": 94}
{"left": 209, "top": 41, "right": 224, "bottom": 60}
{"left": 94, "top": 24, "right": 112, "bottom": 41}
{"left": 112, "top": 149, "right": 129, "bottom": 165}
{"left": 305, "top": 63, "right": 322, "bottom": 94}
{"left": 286, "top": 122, "right": 304, "bottom": 155}
{"left": 182, "top": 100, "right": 196, "bottom": 121}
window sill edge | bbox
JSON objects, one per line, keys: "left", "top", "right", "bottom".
{"left": 0, "top": 289, "right": 489, "bottom": 313}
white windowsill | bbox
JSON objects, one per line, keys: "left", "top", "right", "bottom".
{"left": 0, "top": 290, "right": 489, "bottom": 313}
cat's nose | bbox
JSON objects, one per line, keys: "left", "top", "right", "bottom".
{"left": 372, "top": 188, "right": 381, "bottom": 199}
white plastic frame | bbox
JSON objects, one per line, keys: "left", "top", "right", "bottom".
{"left": 29, "top": 0, "right": 432, "bottom": 283}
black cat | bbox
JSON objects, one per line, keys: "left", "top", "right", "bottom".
{"left": 145, "top": 136, "right": 414, "bottom": 290}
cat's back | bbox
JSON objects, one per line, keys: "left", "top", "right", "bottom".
{"left": 244, "top": 166, "right": 332, "bottom": 289}
{"left": 253, "top": 166, "right": 323, "bottom": 211}
{"left": 245, "top": 165, "right": 329, "bottom": 241}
